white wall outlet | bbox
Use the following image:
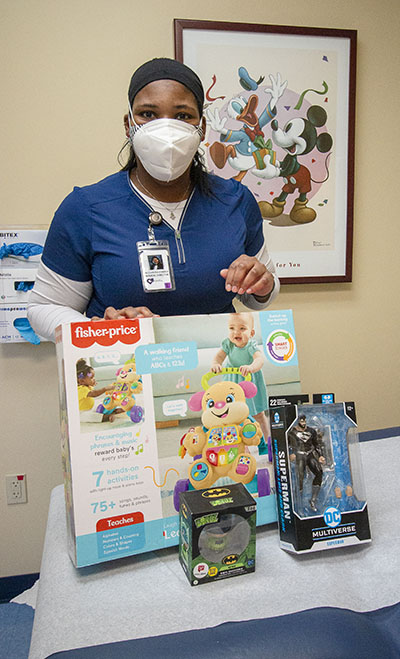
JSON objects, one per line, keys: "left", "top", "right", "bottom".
{"left": 6, "top": 474, "right": 27, "bottom": 504}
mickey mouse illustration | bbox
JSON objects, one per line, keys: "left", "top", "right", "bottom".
{"left": 258, "top": 105, "right": 333, "bottom": 224}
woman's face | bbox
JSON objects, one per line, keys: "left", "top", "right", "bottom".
{"left": 124, "top": 79, "right": 205, "bottom": 136}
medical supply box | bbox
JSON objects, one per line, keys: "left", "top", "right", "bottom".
{"left": 0, "top": 227, "right": 47, "bottom": 343}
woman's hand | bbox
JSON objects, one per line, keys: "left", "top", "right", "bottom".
{"left": 91, "top": 306, "right": 159, "bottom": 320}
{"left": 220, "top": 255, "right": 274, "bottom": 298}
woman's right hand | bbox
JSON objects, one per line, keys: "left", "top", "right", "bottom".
{"left": 92, "top": 306, "right": 159, "bottom": 320}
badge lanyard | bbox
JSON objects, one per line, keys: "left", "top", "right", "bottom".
{"left": 136, "top": 211, "right": 176, "bottom": 293}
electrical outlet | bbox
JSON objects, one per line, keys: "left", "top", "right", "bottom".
{"left": 5, "top": 474, "right": 27, "bottom": 504}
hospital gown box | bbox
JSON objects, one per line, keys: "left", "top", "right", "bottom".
{"left": 270, "top": 402, "right": 371, "bottom": 554}
{"left": 56, "top": 310, "right": 301, "bottom": 567}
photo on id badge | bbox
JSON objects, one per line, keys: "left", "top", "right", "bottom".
{"left": 139, "top": 246, "right": 174, "bottom": 292}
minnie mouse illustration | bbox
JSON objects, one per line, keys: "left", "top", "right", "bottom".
{"left": 259, "top": 105, "right": 333, "bottom": 224}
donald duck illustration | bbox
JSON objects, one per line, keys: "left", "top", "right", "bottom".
{"left": 206, "top": 73, "right": 287, "bottom": 182}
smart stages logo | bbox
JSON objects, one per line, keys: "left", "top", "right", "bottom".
{"left": 266, "top": 330, "right": 296, "bottom": 363}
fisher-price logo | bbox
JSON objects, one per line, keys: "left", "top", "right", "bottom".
{"left": 71, "top": 319, "right": 141, "bottom": 348}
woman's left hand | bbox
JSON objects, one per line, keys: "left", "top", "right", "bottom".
{"left": 220, "top": 254, "right": 274, "bottom": 297}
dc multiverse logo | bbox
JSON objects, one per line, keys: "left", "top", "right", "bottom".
{"left": 324, "top": 507, "right": 341, "bottom": 528}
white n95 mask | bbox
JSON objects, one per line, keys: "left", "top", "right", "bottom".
{"left": 129, "top": 117, "right": 202, "bottom": 182}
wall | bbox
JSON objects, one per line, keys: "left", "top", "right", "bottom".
{"left": 1, "top": 0, "right": 399, "bottom": 577}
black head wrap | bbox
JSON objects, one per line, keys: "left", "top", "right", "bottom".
{"left": 128, "top": 58, "right": 204, "bottom": 115}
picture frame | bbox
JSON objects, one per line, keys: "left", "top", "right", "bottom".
{"left": 174, "top": 19, "right": 357, "bottom": 284}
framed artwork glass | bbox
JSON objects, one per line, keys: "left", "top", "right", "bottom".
{"left": 175, "top": 19, "right": 357, "bottom": 283}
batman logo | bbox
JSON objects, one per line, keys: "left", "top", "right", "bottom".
{"left": 222, "top": 554, "right": 238, "bottom": 565}
{"left": 202, "top": 487, "right": 231, "bottom": 499}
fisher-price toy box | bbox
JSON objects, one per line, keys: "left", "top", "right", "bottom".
{"left": 56, "top": 309, "right": 301, "bottom": 568}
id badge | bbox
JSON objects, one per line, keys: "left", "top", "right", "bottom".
{"left": 137, "top": 240, "right": 176, "bottom": 293}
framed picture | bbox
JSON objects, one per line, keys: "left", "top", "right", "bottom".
{"left": 175, "top": 20, "right": 357, "bottom": 284}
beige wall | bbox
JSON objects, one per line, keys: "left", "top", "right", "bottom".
{"left": 1, "top": 0, "right": 399, "bottom": 577}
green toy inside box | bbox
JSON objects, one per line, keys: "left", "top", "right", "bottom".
{"left": 179, "top": 483, "right": 257, "bottom": 586}
{"left": 55, "top": 309, "right": 300, "bottom": 567}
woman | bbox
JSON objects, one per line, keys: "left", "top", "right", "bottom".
{"left": 28, "top": 58, "right": 279, "bottom": 341}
